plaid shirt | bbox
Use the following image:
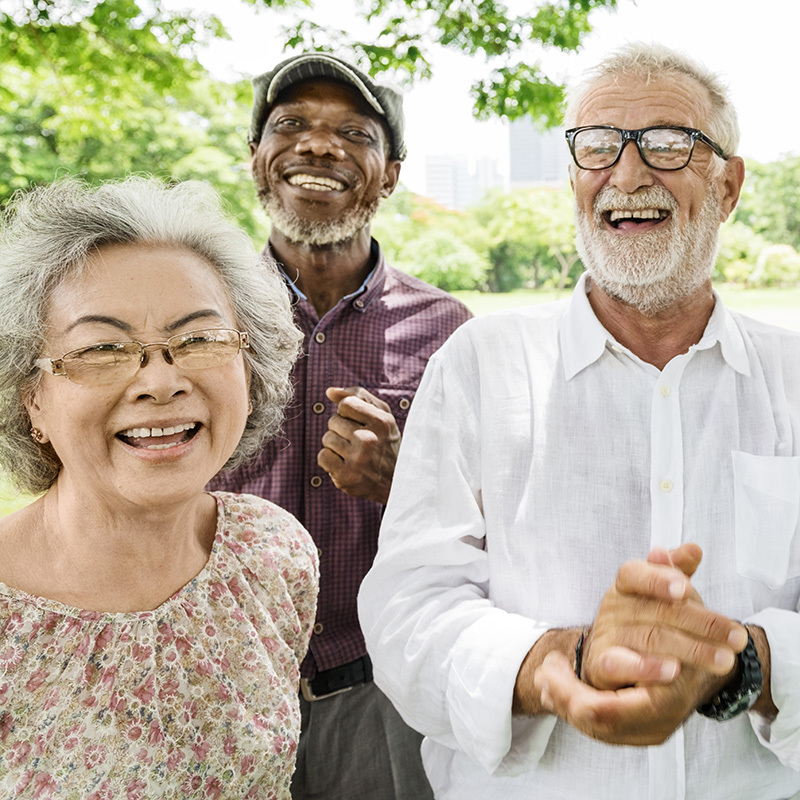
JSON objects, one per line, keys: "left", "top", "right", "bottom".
{"left": 210, "top": 241, "right": 472, "bottom": 677}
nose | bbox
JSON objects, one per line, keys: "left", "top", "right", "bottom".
{"left": 294, "top": 126, "right": 346, "bottom": 160}
{"left": 607, "top": 139, "right": 655, "bottom": 194}
{"left": 127, "top": 343, "right": 191, "bottom": 404}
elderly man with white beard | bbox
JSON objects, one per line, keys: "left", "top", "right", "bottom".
{"left": 357, "top": 42, "right": 800, "bottom": 800}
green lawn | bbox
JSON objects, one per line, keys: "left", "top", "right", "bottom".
{"left": 1, "top": 286, "right": 798, "bottom": 519}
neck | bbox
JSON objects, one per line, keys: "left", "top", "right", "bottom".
{"left": 587, "top": 278, "right": 715, "bottom": 371}
{"left": 1, "top": 480, "right": 217, "bottom": 612}
{"left": 270, "top": 227, "right": 375, "bottom": 317}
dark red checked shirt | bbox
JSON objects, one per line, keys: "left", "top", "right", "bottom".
{"left": 209, "top": 241, "right": 472, "bottom": 677}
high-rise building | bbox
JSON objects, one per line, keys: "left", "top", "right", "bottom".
{"left": 424, "top": 155, "right": 503, "bottom": 210}
{"left": 508, "top": 118, "right": 571, "bottom": 188}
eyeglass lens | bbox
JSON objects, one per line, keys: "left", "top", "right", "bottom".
{"left": 59, "top": 329, "right": 244, "bottom": 385}
{"left": 572, "top": 127, "right": 693, "bottom": 170}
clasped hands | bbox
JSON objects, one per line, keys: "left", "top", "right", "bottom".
{"left": 317, "top": 386, "right": 401, "bottom": 505}
{"left": 518, "top": 544, "right": 748, "bottom": 746}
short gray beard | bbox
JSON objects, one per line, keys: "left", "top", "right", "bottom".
{"left": 258, "top": 186, "right": 381, "bottom": 248}
{"left": 575, "top": 185, "right": 722, "bottom": 316}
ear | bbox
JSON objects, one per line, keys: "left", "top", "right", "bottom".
{"left": 718, "top": 155, "right": 745, "bottom": 222}
{"left": 380, "top": 160, "right": 402, "bottom": 199}
{"left": 24, "top": 384, "right": 50, "bottom": 444}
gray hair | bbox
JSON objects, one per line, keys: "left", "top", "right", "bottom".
{"left": 564, "top": 42, "right": 740, "bottom": 159}
{"left": 0, "top": 177, "right": 303, "bottom": 495}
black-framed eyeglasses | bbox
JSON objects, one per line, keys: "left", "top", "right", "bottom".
{"left": 565, "top": 126, "right": 729, "bottom": 171}
{"left": 35, "top": 328, "right": 250, "bottom": 386}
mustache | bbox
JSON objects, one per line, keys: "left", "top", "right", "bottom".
{"left": 593, "top": 186, "right": 679, "bottom": 217}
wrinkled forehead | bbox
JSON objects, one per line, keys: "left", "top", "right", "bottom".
{"left": 574, "top": 72, "right": 714, "bottom": 130}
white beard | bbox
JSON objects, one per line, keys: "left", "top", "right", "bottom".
{"left": 258, "top": 184, "right": 381, "bottom": 248}
{"left": 575, "top": 185, "right": 722, "bottom": 316}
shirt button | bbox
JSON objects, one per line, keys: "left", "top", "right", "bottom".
{"left": 310, "top": 476, "right": 323, "bottom": 488}
{"left": 354, "top": 299, "right": 365, "bottom": 309}
{"left": 316, "top": 547, "right": 322, "bottom": 558}
{"left": 659, "top": 480, "right": 674, "bottom": 493}
{"left": 399, "top": 397, "right": 410, "bottom": 410}
{"left": 312, "top": 401, "right": 325, "bottom": 414}
{"left": 313, "top": 623, "right": 324, "bottom": 635}
{"left": 611, "top": 344, "right": 623, "bottom": 354}
{"left": 314, "top": 332, "right": 326, "bottom": 344}
{"left": 661, "top": 385, "right": 671, "bottom": 398}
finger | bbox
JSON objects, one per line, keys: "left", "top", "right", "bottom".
{"left": 326, "top": 413, "right": 360, "bottom": 443}
{"left": 589, "top": 646, "right": 680, "bottom": 689}
{"left": 317, "top": 446, "right": 344, "bottom": 477}
{"left": 326, "top": 385, "right": 391, "bottom": 414}
{"left": 534, "top": 652, "right": 659, "bottom": 743}
{"left": 320, "top": 428, "right": 351, "bottom": 459}
{"left": 668, "top": 543, "right": 703, "bottom": 578}
{"left": 616, "top": 559, "right": 691, "bottom": 601}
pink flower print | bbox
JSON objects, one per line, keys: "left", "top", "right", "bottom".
{"left": 126, "top": 723, "right": 143, "bottom": 741}
{"left": 156, "top": 622, "right": 175, "bottom": 645}
{"left": 181, "top": 599, "right": 197, "bottom": 617}
{"left": 7, "top": 739, "right": 31, "bottom": 766}
{"left": 14, "top": 769, "right": 34, "bottom": 794}
{"left": 195, "top": 659, "right": 214, "bottom": 678}
{"left": 223, "top": 735, "right": 236, "bottom": 757}
{"left": 0, "top": 644, "right": 24, "bottom": 671}
{"left": 94, "top": 623, "right": 114, "bottom": 651}
{"left": 158, "top": 678, "right": 180, "bottom": 700}
{"left": 191, "top": 737, "right": 211, "bottom": 762}
{"left": 209, "top": 582, "right": 228, "bottom": 601}
{"left": 87, "top": 781, "right": 114, "bottom": 800}
{"left": 25, "top": 667, "right": 50, "bottom": 693}
{"left": 132, "top": 642, "right": 153, "bottom": 662}
{"left": 80, "top": 693, "right": 98, "bottom": 709}
{"left": 175, "top": 635, "right": 192, "bottom": 656}
{"left": 133, "top": 674, "right": 155, "bottom": 705}
{"left": 84, "top": 743, "right": 107, "bottom": 770}
{"left": 32, "top": 771, "right": 58, "bottom": 799}
{"left": 166, "top": 748, "right": 186, "bottom": 772}
{"left": 204, "top": 623, "right": 217, "bottom": 637}
{"left": 228, "top": 576, "right": 244, "bottom": 597}
{"left": 203, "top": 777, "right": 225, "bottom": 799}
{"left": 240, "top": 754, "right": 256, "bottom": 776}
{"left": 215, "top": 653, "right": 230, "bottom": 673}
{"left": 2, "top": 611, "right": 24, "bottom": 635}
{"left": 182, "top": 776, "right": 203, "bottom": 794}
{"left": 244, "top": 787, "right": 260, "bottom": 799}
{"left": 216, "top": 682, "right": 231, "bottom": 702}
{"left": 62, "top": 615, "right": 83, "bottom": 636}
{"left": 42, "top": 688, "right": 61, "bottom": 710}
{"left": 109, "top": 691, "right": 127, "bottom": 713}
{"left": 99, "top": 664, "right": 117, "bottom": 691}
{"left": 240, "top": 528, "right": 257, "bottom": 545}
{"left": 75, "top": 633, "right": 93, "bottom": 657}
{"left": 148, "top": 719, "right": 165, "bottom": 746}
{"left": 126, "top": 779, "right": 147, "bottom": 800}
{"left": 136, "top": 747, "right": 152, "bottom": 765}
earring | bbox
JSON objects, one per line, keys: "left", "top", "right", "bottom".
{"left": 30, "top": 427, "right": 44, "bottom": 443}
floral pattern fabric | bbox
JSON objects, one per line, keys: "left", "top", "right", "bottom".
{"left": 0, "top": 492, "right": 318, "bottom": 799}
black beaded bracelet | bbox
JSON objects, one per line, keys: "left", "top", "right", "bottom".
{"left": 574, "top": 627, "right": 591, "bottom": 681}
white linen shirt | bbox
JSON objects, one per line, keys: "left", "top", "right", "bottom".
{"left": 358, "top": 275, "right": 800, "bottom": 800}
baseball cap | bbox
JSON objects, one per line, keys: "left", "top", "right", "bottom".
{"left": 249, "top": 52, "right": 407, "bottom": 161}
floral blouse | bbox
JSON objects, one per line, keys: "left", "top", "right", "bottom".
{"left": 0, "top": 492, "right": 318, "bottom": 799}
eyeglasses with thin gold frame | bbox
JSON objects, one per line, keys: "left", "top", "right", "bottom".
{"left": 34, "top": 328, "right": 250, "bottom": 386}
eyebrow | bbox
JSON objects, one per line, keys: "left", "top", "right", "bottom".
{"left": 64, "top": 309, "right": 226, "bottom": 335}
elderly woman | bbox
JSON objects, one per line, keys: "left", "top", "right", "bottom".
{"left": 0, "top": 177, "right": 318, "bottom": 798}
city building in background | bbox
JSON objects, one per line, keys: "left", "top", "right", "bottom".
{"left": 424, "top": 155, "right": 504, "bottom": 210}
{"left": 508, "top": 118, "right": 571, "bottom": 189}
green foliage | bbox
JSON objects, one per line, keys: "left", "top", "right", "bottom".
{"left": 0, "top": 0, "right": 265, "bottom": 237}
{"left": 398, "top": 228, "right": 488, "bottom": 291}
{"left": 734, "top": 157, "right": 800, "bottom": 253}
{"left": 750, "top": 244, "right": 800, "bottom": 288}
{"left": 277, "top": 0, "right": 619, "bottom": 123}
{"left": 714, "top": 221, "right": 770, "bottom": 284}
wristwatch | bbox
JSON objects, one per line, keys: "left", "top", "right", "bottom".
{"left": 697, "top": 630, "right": 763, "bottom": 721}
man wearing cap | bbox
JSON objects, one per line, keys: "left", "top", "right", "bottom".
{"left": 209, "top": 52, "right": 471, "bottom": 799}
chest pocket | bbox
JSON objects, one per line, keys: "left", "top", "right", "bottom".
{"left": 364, "top": 385, "right": 415, "bottom": 432}
{"left": 732, "top": 450, "right": 800, "bottom": 588}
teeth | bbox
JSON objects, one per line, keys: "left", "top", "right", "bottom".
{"left": 121, "top": 422, "right": 197, "bottom": 439}
{"left": 287, "top": 174, "right": 345, "bottom": 192}
{"left": 608, "top": 208, "right": 668, "bottom": 222}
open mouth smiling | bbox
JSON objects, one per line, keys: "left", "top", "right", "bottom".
{"left": 286, "top": 173, "right": 346, "bottom": 193}
{"left": 604, "top": 207, "right": 671, "bottom": 231}
{"left": 117, "top": 422, "right": 200, "bottom": 451}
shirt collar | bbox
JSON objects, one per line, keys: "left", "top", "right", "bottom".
{"left": 560, "top": 273, "right": 751, "bottom": 380}
{"left": 266, "top": 239, "right": 387, "bottom": 313}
